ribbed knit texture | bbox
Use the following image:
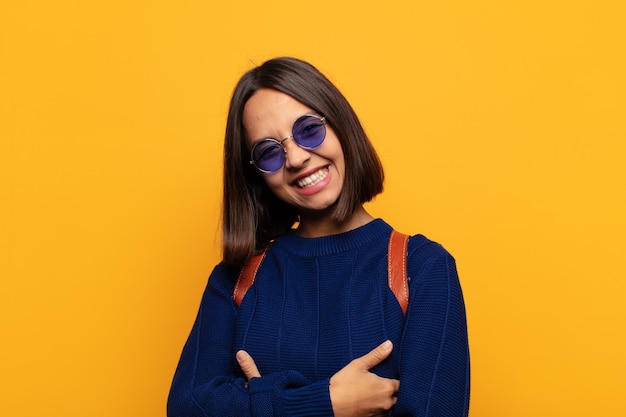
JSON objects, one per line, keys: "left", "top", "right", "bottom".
{"left": 168, "top": 219, "right": 470, "bottom": 416}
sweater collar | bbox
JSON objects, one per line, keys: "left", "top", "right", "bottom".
{"left": 273, "top": 218, "right": 392, "bottom": 257}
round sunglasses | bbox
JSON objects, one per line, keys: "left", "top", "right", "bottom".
{"left": 249, "top": 114, "right": 327, "bottom": 173}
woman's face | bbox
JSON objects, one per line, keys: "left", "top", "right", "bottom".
{"left": 243, "top": 88, "right": 345, "bottom": 215}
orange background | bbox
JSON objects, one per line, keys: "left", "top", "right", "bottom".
{"left": 1, "top": 1, "right": 625, "bottom": 416}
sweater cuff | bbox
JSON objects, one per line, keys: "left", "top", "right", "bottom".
{"left": 284, "top": 378, "right": 333, "bottom": 417}
{"left": 248, "top": 372, "right": 334, "bottom": 417}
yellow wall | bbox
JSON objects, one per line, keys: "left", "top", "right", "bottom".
{"left": 2, "top": 1, "right": 625, "bottom": 416}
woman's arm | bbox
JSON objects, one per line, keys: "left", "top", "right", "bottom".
{"left": 166, "top": 262, "right": 256, "bottom": 416}
{"left": 394, "top": 241, "right": 471, "bottom": 416}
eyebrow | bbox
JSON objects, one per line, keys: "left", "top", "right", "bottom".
{"left": 249, "top": 112, "right": 318, "bottom": 144}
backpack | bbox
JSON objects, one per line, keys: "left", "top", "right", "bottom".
{"left": 233, "top": 230, "right": 410, "bottom": 314}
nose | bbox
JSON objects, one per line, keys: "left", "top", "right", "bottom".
{"left": 282, "top": 138, "right": 311, "bottom": 170}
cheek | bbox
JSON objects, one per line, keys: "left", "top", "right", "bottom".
{"left": 324, "top": 131, "right": 344, "bottom": 160}
{"left": 330, "top": 140, "right": 346, "bottom": 174}
{"left": 262, "top": 173, "right": 287, "bottom": 193}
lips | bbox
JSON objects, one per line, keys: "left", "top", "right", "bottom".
{"left": 294, "top": 166, "right": 330, "bottom": 189}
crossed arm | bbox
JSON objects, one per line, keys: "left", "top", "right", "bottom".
{"left": 237, "top": 341, "right": 400, "bottom": 417}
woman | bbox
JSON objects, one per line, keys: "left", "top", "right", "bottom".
{"left": 167, "top": 57, "right": 470, "bottom": 416}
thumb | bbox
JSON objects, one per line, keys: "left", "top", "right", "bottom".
{"left": 237, "top": 350, "right": 261, "bottom": 380}
{"left": 355, "top": 340, "right": 393, "bottom": 371}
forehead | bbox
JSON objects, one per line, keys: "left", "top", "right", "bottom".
{"left": 242, "top": 89, "right": 312, "bottom": 139}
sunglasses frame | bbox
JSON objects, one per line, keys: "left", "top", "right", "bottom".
{"left": 249, "top": 114, "right": 327, "bottom": 173}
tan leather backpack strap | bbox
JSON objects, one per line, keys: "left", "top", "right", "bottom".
{"left": 233, "top": 249, "right": 267, "bottom": 308}
{"left": 234, "top": 231, "right": 409, "bottom": 311}
{"left": 388, "top": 230, "right": 410, "bottom": 315}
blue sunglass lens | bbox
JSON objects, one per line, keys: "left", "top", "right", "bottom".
{"left": 252, "top": 140, "right": 285, "bottom": 173}
{"left": 293, "top": 116, "right": 326, "bottom": 148}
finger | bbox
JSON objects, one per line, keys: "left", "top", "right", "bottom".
{"left": 388, "top": 376, "right": 400, "bottom": 393}
{"left": 236, "top": 350, "right": 261, "bottom": 379}
{"left": 380, "top": 376, "right": 400, "bottom": 399}
{"left": 355, "top": 340, "right": 393, "bottom": 370}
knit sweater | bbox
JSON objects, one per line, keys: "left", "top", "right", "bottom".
{"left": 167, "top": 219, "right": 470, "bottom": 416}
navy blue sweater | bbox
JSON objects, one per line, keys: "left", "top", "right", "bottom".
{"left": 168, "top": 219, "right": 470, "bottom": 416}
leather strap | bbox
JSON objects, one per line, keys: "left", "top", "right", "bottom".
{"left": 388, "top": 230, "right": 410, "bottom": 314}
{"left": 234, "top": 230, "right": 410, "bottom": 313}
{"left": 233, "top": 250, "right": 266, "bottom": 307}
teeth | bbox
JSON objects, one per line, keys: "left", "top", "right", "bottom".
{"left": 296, "top": 167, "right": 329, "bottom": 188}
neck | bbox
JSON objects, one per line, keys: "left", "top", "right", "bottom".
{"left": 295, "top": 206, "right": 374, "bottom": 238}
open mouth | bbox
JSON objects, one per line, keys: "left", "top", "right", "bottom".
{"left": 295, "top": 166, "right": 330, "bottom": 189}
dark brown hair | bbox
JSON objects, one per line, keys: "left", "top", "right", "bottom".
{"left": 222, "top": 57, "right": 384, "bottom": 265}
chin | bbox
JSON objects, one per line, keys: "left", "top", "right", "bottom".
{"left": 299, "top": 196, "right": 341, "bottom": 215}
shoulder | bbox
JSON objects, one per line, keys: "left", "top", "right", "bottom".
{"left": 205, "top": 261, "right": 242, "bottom": 294}
{"left": 405, "top": 233, "right": 457, "bottom": 279}
{"left": 407, "top": 234, "right": 452, "bottom": 259}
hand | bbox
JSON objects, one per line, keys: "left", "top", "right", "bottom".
{"left": 237, "top": 350, "right": 261, "bottom": 383}
{"left": 329, "top": 340, "right": 400, "bottom": 417}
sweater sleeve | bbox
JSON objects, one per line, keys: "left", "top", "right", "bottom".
{"left": 166, "top": 262, "right": 335, "bottom": 417}
{"left": 394, "top": 243, "right": 471, "bottom": 417}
